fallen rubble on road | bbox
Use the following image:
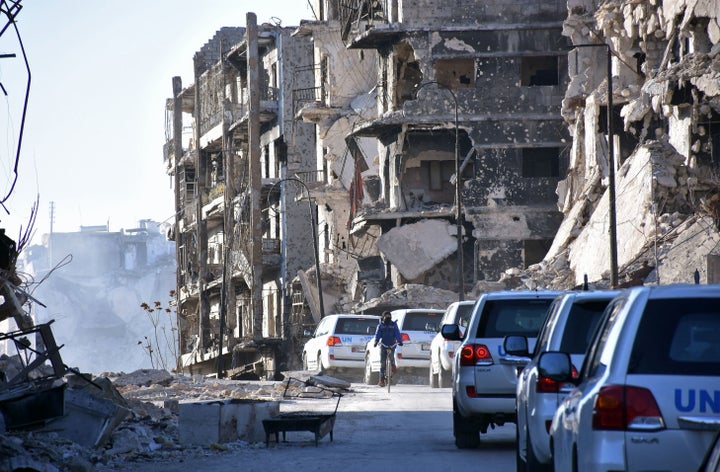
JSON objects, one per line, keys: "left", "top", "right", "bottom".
{"left": 0, "top": 368, "right": 351, "bottom": 471}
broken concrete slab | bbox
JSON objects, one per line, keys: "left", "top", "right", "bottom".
{"left": 376, "top": 220, "right": 457, "bottom": 280}
{"left": 179, "top": 398, "right": 279, "bottom": 445}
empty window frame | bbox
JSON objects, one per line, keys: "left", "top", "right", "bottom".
{"left": 523, "top": 239, "right": 553, "bottom": 267}
{"left": 520, "top": 56, "right": 559, "bottom": 86}
{"left": 435, "top": 58, "right": 475, "bottom": 88}
{"left": 697, "top": 110, "right": 720, "bottom": 168}
{"left": 521, "top": 148, "right": 560, "bottom": 177}
{"left": 180, "top": 166, "right": 196, "bottom": 197}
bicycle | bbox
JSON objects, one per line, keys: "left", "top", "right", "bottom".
{"left": 379, "top": 341, "right": 399, "bottom": 393}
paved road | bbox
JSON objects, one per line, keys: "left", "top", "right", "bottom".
{"left": 102, "top": 382, "right": 516, "bottom": 471}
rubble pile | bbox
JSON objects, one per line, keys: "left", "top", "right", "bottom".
{"left": 351, "top": 283, "right": 459, "bottom": 312}
{"left": 0, "top": 369, "right": 308, "bottom": 471}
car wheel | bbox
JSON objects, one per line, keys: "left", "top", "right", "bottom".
{"left": 516, "top": 424, "right": 527, "bottom": 472}
{"left": 316, "top": 354, "right": 325, "bottom": 375}
{"left": 429, "top": 362, "right": 439, "bottom": 388}
{"left": 453, "top": 401, "right": 480, "bottom": 449}
{"left": 364, "top": 356, "right": 378, "bottom": 385}
{"left": 572, "top": 444, "right": 579, "bottom": 472}
{"left": 439, "top": 365, "right": 452, "bottom": 388}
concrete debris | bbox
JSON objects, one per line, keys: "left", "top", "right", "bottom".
{"left": 353, "top": 283, "right": 458, "bottom": 313}
{"left": 0, "top": 369, "right": 350, "bottom": 471}
{"left": 376, "top": 220, "right": 458, "bottom": 280}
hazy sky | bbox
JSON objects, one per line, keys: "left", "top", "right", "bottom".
{"left": 0, "top": 1, "right": 314, "bottom": 245}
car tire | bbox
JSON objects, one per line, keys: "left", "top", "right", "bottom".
{"left": 453, "top": 402, "right": 480, "bottom": 449}
{"left": 364, "top": 356, "right": 378, "bottom": 385}
{"left": 429, "top": 364, "right": 439, "bottom": 388}
{"left": 439, "top": 366, "right": 452, "bottom": 388}
{"left": 572, "top": 444, "right": 579, "bottom": 472}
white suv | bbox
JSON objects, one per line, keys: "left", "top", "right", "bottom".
{"left": 541, "top": 284, "right": 720, "bottom": 471}
{"left": 429, "top": 300, "right": 475, "bottom": 388}
{"left": 302, "top": 314, "right": 380, "bottom": 374}
{"left": 363, "top": 308, "right": 445, "bottom": 385}
{"left": 505, "top": 290, "right": 620, "bottom": 471}
{"left": 441, "top": 290, "right": 561, "bottom": 448}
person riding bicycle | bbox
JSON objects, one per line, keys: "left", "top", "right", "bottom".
{"left": 373, "top": 311, "right": 403, "bottom": 387}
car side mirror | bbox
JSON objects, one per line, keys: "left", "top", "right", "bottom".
{"left": 503, "top": 335, "right": 529, "bottom": 357}
{"left": 440, "top": 324, "right": 462, "bottom": 341}
{"left": 303, "top": 328, "right": 313, "bottom": 337}
{"left": 538, "top": 351, "right": 573, "bottom": 382}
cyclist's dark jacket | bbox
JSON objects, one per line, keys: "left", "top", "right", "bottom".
{"left": 374, "top": 319, "right": 402, "bottom": 346}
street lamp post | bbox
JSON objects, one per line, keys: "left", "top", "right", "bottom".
{"left": 574, "top": 44, "right": 619, "bottom": 287}
{"left": 268, "top": 177, "right": 325, "bottom": 319}
{"left": 415, "top": 81, "right": 464, "bottom": 301}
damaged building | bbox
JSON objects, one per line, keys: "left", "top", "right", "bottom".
{"left": 540, "top": 0, "right": 720, "bottom": 288}
{"left": 296, "top": 0, "right": 570, "bottom": 301}
{"left": 164, "top": 21, "right": 317, "bottom": 378}
{"left": 165, "top": 0, "right": 720, "bottom": 378}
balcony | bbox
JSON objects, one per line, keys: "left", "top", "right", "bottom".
{"left": 294, "top": 170, "right": 327, "bottom": 194}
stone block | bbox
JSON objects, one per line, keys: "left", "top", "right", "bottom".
{"left": 179, "top": 398, "right": 279, "bottom": 445}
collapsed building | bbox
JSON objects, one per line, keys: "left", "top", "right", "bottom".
{"left": 296, "top": 0, "right": 570, "bottom": 303}
{"left": 165, "top": 0, "right": 720, "bottom": 378}
{"left": 538, "top": 0, "right": 720, "bottom": 288}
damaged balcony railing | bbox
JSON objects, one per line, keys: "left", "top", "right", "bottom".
{"left": 339, "top": 0, "right": 390, "bottom": 41}
{"left": 293, "top": 86, "right": 323, "bottom": 116}
{"left": 294, "top": 170, "right": 326, "bottom": 192}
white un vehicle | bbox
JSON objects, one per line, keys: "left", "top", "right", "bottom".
{"left": 429, "top": 300, "right": 475, "bottom": 388}
{"left": 441, "top": 290, "right": 561, "bottom": 448}
{"left": 302, "top": 314, "right": 380, "bottom": 374}
{"left": 364, "top": 308, "right": 444, "bottom": 384}
{"left": 539, "top": 284, "right": 720, "bottom": 472}
{"left": 505, "top": 290, "right": 620, "bottom": 471}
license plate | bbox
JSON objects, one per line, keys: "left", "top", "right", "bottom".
{"left": 352, "top": 346, "right": 362, "bottom": 353}
{"left": 421, "top": 343, "right": 430, "bottom": 351}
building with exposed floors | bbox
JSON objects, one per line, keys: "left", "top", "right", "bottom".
{"left": 164, "top": 21, "right": 317, "bottom": 378}
{"left": 295, "top": 0, "right": 570, "bottom": 306}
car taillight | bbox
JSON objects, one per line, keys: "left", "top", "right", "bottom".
{"left": 459, "top": 344, "right": 493, "bottom": 366}
{"left": 536, "top": 364, "right": 578, "bottom": 393}
{"left": 401, "top": 333, "right": 411, "bottom": 343}
{"left": 592, "top": 385, "right": 665, "bottom": 431}
{"left": 326, "top": 336, "right": 342, "bottom": 346}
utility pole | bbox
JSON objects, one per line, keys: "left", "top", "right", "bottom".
{"left": 574, "top": 44, "right": 619, "bottom": 287}
{"left": 247, "top": 13, "right": 264, "bottom": 341}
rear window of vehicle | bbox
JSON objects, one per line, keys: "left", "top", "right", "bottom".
{"left": 628, "top": 298, "right": 720, "bottom": 376}
{"left": 335, "top": 318, "right": 379, "bottom": 335}
{"left": 401, "top": 312, "right": 442, "bottom": 332}
{"left": 456, "top": 304, "right": 474, "bottom": 329}
{"left": 559, "top": 300, "right": 611, "bottom": 354}
{"left": 477, "top": 298, "right": 553, "bottom": 337}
